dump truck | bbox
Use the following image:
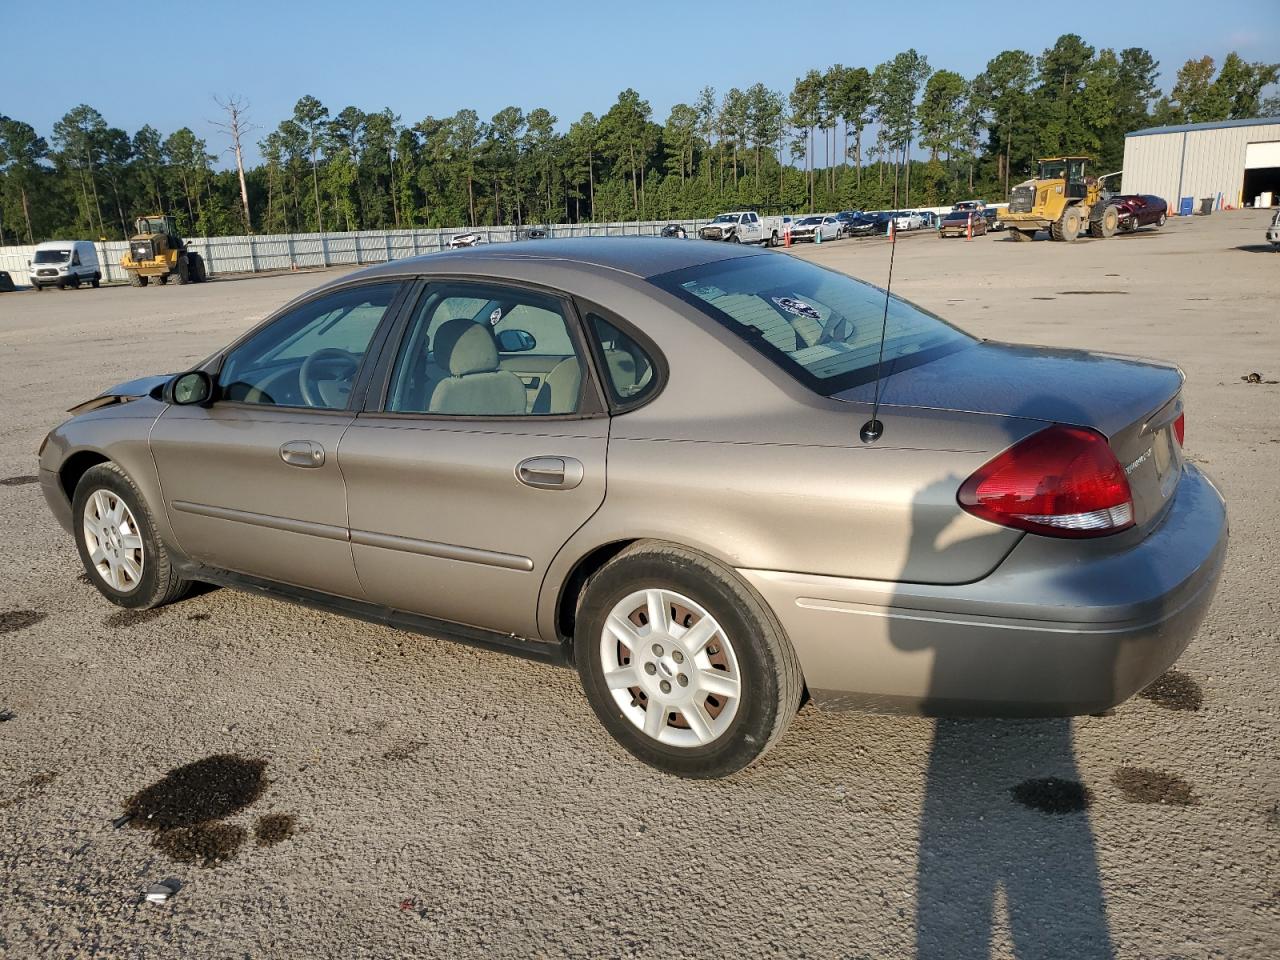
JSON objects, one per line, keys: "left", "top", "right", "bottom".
{"left": 120, "top": 215, "right": 206, "bottom": 286}
{"left": 1003, "top": 157, "right": 1120, "bottom": 242}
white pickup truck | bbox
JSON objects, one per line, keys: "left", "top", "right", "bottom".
{"left": 698, "top": 211, "right": 786, "bottom": 246}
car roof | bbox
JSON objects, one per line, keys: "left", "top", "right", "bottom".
{"left": 338, "top": 237, "right": 767, "bottom": 283}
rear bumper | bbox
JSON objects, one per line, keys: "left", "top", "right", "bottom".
{"left": 741, "top": 464, "right": 1227, "bottom": 716}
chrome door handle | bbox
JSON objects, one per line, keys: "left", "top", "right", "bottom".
{"left": 516, "top": 456, "right": 583, "bottom": 490}
{"left": 280, "top": 440, "right": 324, "bottom": 468}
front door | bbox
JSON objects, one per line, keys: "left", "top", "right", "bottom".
{"left": 151, "top": 280, "right": 405, "bottom": 598}
{"left": 339, "top": 280, "right": 609, "bottom": 638}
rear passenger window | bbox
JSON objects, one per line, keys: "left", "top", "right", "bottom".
{"left": 587, "top": 313, "right": 659, "bottom": 409}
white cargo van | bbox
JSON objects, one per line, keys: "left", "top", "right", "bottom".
{"left": 29, "top": 240, "right": 102, "bottom": 291}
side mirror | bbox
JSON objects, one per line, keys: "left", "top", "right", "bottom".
{"left": 496, "top": 329, "right": 536, "bottom": 353}
{"left": 164, "top": 370, "right": 214, "bottom": 406}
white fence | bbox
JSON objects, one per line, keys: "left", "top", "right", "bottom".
{"left": 0, "top": 220, "right": 717, "bottom": 286}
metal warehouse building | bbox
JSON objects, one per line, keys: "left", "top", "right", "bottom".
{"left": 1122, "top": 116, "right": 1280, "bottom": 212}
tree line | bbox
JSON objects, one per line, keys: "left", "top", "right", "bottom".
{"left": 1, "top": 36, "right": 1276, "bottom": 244}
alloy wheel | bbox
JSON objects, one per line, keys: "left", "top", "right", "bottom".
{"left": 82, "top": 489, "right": 145, "bottom": 592}
{"left": 599, "top": 588, "right": 742, "bottom": 747}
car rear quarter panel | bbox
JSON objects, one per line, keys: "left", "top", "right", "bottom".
{"left": 534, "top": 263, "right": 1040, "bottom": 641}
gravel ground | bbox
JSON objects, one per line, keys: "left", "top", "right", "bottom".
{"left": 1, "top": 211, "right": 1277, "bottom": 959}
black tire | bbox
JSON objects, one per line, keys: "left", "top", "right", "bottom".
{"left": 174, "top": 256, "right": 190, "bottom": 285}
{"left": 1088, "top": 205, "right": 1119, "bottom": 239}
{"left": 33, "top": 283, "right": 42, "bottom": 293}
{"left": 768, "top": 231, "right": 779, "bottom": 248}
{"left": 729, "top": 234, "right": 740, "bottom": 243}
{"left": 1156, "top": 213, "right": 1166, "bottom": 228}
{"left": 188, "top": 252, "right": 206, "bottom": 282}
{"left": 1008, "top": 228, "right": 1033, "bottom": 242}
{"left": 72, "top": 462, "right": 190, "bottom": 610}
{"left": 574, "top": 542, "right": 805, "bottom": 778}
{"left": 91, "top": 272, "right": 101, "bottom": 288}
{"left": 128, "top": 272, "right": 144, "bottom": 287}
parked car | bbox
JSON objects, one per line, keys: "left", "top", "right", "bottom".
{"left": 841, "top": 213, "right": 883, "bottom": 237}
{"left": 917, "top": 211, "right": 939, "bottom": 230}
{"left": 833, "top": 211, "right": 863, "bottom": 237}
{"left": 789, "top": 214, "right": 840, "bottom": 242}
{"left": 516, "top": 227, "right": 549, "bottom": 240}
{"left": 447, "top": 232, "right": 488, "bottom": 249}
{"left": 891, "top": 211, "right": 925, "bottom": 231}
{"left": 698, "top": 211, "right": 785, "bottom": 246}
{"left": 0, "top": 270, "right": 15, "bottom": 293}
{"left": 39, "top": 239, "right": 1225, "bottom": 778}
{"left": 983, "top": 205, "right": 1008, "bottom": 231}
{"left": 1269, "top": 208, "right": 1280, "bottom": 247}
{"left": 939, "top": 209, "right": 988, "bottom": 237}
{"left": 29, "top": 240, "right": 102, "bottom": 291}
{"left": 1109, "top": 195, "right": 1168, "bottom": 232}
{"left": 659, "top": 224, "right": 688, "bottom": 239}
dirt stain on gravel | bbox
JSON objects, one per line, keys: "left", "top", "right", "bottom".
{"left": 0, "top": 771, "right": 57, "bottom": 810}
{"left": 1011, "top": 777, "right": 1093, "bottom": 814}
{"left": 103, "top": 608, "right": 163, "bottom": 629}
{"left": 0, "top": 475, "right": 39, "bottom": 486}
{"left": 125, "top": 754, "right": 268, "bottom": 867}
{"left": 254, "top": 813, "right": 296, "bottom": 846}
{"left": 1113, "top": 766, "right": 1197, "bottom": 805}
{"left": 1138, "top": 669, "right": 1203, "bottom": 711}
{"left": 382, "top": 741, "right": 429, "bottom": 762}
{"left": 0, "top": 610, "right": 47, "bottom": 635}
{"left": 1055, "top": 290, "right": 1129, "bottom": 296}
{"left": 187, "top": 613, "right": 211, "bottom": 621}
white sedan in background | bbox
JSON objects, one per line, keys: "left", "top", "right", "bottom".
{"left": 790, "top": 215, "right": 841, "bottom": 242}
{"left": 893, "top": 211, "right": 925, "bottom": 231}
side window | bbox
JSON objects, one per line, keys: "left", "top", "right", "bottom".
{"left": 386, "top": 282, "right": 585, "bottom": 416}
{"left": 587, "top": 312, "right": 659, "bottom": 409}
{"left": 220, "top": 282, "right": 399, "bottom": 409}
{"left": 72, "top": 251, "right": 81, "bottom": 266}
{"left": 748, "top": 213, "right": 758, "bottom": 223}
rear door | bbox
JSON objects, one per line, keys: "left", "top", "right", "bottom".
{"left": 338, "top": 279, "right": 609, "bottom": 638}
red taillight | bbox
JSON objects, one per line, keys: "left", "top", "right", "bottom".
{"left": 1173, "top": 412, "right": 1185, "bottom": 447}
{"left": 959, "top": 425, "right": 1134, "bottom": 538}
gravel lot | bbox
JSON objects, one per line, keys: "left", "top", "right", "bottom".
{"left": 1, "top": 211, "right": 1277, "bottom": 959}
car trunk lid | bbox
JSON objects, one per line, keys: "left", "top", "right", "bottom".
{"left": 834, "top": 340, "right": 1185, "bottom": 530}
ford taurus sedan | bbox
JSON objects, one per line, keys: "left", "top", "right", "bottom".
{"left": 38, "top": 239, "right": 1227, "bottom": 777}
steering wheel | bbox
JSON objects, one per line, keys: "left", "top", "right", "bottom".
{"left": 299, "top": 347, "right": 359, "bottom": 407}
{"left": 817, "top": 312, "right": 855, "bottom": 345}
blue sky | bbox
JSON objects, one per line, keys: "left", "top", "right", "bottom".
{"left": 9, "top": 0, "right": 1279, "bottom": 168}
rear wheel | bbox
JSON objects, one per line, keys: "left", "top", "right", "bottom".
{"left": 729, "top": 234, "right": 740, "bottom": 243}
{"left": 90, "top": 272, "right": 101, "bottom": 288}
{"left": 768, "top": 231, "right": 779, "bottom": 248}
{"left": 72, "top": 463, "right": 190, "bottom": 610}
{"left": 1008, "top": 228, "right": 1033, "bottom": 242}
{"left": 128, "top": 272, "right": 145, "bottom": 287}
{"left": 575, "top": 542, "right": 804, "bottom": 778}
{"left": 188, "top": 252, "right": 207, "bottom": 282}
{"left": 174, "top": 256, "right": 190, "bottom": 285}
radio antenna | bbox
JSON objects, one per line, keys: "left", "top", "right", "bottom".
{"left": 859, "top": 219, "right": 898, "bottom": 443}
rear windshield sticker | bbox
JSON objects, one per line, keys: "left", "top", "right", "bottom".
{"left": 489, "top": 307, "right": 503, "bottom": 325}
{"left": 772, "top": 296, "right": 822, "bottom": 321}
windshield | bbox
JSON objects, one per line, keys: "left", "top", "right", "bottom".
{"left": 712, "top": 214, "right": 739, "bottom": 223}
{"left": 1039, "top": 160, "right": 1067, "bottom": 180}
{"left": 797, "top": 216, "right": 823, "bottom": 225}
{"left": 34, "top": 250, "right": 71, "bottom": 264}
{"left": 651, "top": 255, "right": 973, "bottom": 395}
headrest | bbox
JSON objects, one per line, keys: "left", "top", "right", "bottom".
{"left": 434, "top": 317, "right": 498, "bottom": 376}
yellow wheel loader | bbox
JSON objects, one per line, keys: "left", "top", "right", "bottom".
{"left": 1003, "top": 157, "right": 1120, "bottom": 243}
{"left": 120, "top": 215, "right": 207, "bottom": 286}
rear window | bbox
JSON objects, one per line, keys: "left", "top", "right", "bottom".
{"left": 650, "top": 254, "right": 973, "bottom": 395}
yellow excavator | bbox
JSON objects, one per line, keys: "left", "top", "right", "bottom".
{"left": 1003, "top": 157, "right": 1120, "bottom": 242}
{"left": 120, "top": 215, "right": 207, "bottom": 286}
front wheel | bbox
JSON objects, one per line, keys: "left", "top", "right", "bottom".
{"left": 72, "top": 463, "right": 190, "bottom": 609}
{"left": 575, "top": 542, "right": 804, "bottom": 778}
